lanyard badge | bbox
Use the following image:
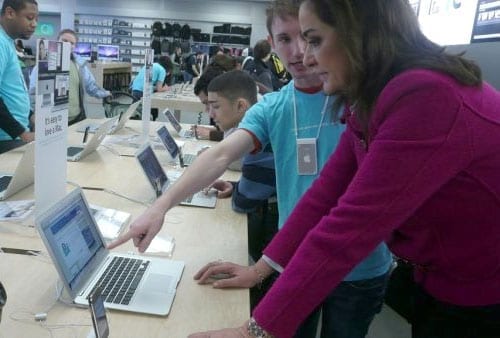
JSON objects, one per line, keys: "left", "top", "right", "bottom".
{"left": 296, "top": 138, "right": 318, "bottom": 175}
{"left": 293, "top": 87, "right": 329, "bottom": 176}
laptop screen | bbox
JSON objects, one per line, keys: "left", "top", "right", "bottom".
{"left": 137, "top": 144, "right": 169, "bottom": 192}
{"left": 74, "top": 42, "right": 92, "bottom": 58}
{"left": 157, "top": 126, "right": 179, "bottom": 159}
{"left": 164, "top": 110, "right": 182, "bottom": 133}
{"left": 39, "top": 191, "right": 105, "bottom": 291}
{"left": 97, "top": 44, "right": 120, "bottom": 61}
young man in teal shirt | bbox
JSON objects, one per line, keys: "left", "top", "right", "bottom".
{"left": 0, "top": 0, "right": 38, "bottom": 142}
{"left": 130, "top": 55, "right": 171, "bottom": 101}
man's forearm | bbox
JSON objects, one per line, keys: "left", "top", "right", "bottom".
{"left": 192, "top": 65, "right": 199, "bottom": 77}
{"left": 0, "top": 97, "right": 27, "bottom": 139}
{"left": 155, "top": 144, "right": 236, "bottom": 211}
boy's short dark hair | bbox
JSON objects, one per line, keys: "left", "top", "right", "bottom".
{"left": 194, "top": 65, "right": 226, "bottom": 96}
{"left": 1, "top": 0, "right": 38, "bottom": 15}
{"left": 207, "top": 70, "right": 257, "bottom": 105}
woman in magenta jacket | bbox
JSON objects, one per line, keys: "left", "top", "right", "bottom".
{"left": 190, "top": 0, "right": 500, "bottom": 337}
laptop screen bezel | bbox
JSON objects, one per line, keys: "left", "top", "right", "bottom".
{"left": 71, "top": 118, "right": 116, "bottom": 160}
{"left": 163, "top": 109, "right": 183, "bottom": 133}
{"left": 156, "top": 125, "right": 180, "bottom": 159}
{"left": 2, "top": 142, "right": 35, "bottom": 198}
{"left": 135, "top": 143, "right": 169, "bottom": 195}
{"left": 35, "top": 188, "right": 109, "bottom": 299}
{"left": 113, "top": 100, "right": 140, "bottom": 132}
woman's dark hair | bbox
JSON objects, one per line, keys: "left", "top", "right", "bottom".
{"left": 195, "top": 55, "right": 239, "bottom": 96}
{"left": 194, "top": 65, "right": 226, "bottom": 96}
{"left": 253, "top": 39, "right": 272, "bottom": 60}
{"left": 303, "top": 0, "right": 482, "bottom": 135}
{"left": 209, "top": 54, "right": 237, "bottom": 72}
{"left": 156, "top": 55, "right": 174, "bottom": 84}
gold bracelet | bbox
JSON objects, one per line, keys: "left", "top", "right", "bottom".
{"left": 250, "top": 266, "right": 265, "bottom": 289}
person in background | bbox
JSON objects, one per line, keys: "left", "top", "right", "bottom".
{"left": 210, "top": 53, "right": 238, "bottom": 72}
{"left": 267, "top": 51, "right": 290, "bottom": 90}
{"left": 14, "top": 39, "right": 32, "bottom": 111}
{"left": 249, "top": 39, "right": 275, "bottom": 93}
{"left": 109, "top": 1, "right": 392, "bottom": 337}
{"left": 130, "top": 55, "right": 171, "bottom": 102}
{"left": 14, "top": 38, "right": 24, "bottom": 56}
{"left": 192, "top": 54, "right": 239, "bottom": 141}
{"left": 130, "top": 55, "right": 172, "bottom": 121}
{"left": 192, "top": 65, "right": 225, "bottom": 141}
{"left": 0, "top": 0, "right": 38, "bottom": 143}
{"left": 241, "top": 47, "right": 254, "bottom": 72}
{"left": 184, "top": 50, "right": 201, "bottom": 83}
{"left": 212, "top": 45, "right": 225, "bottom": 58}
{"left": 0, "top": 0, "right": 37, "bottom": 309}
{"left": 189, "top": 0, "right": 500, "bottom": 337}
{"left": 16, "top": 38, "right": 33, "bottom": 88}
{"left": 170, "top": 44, "right": 182, "bottom": 65}
{"left": 234, "top": 56, "right": 245, "bottom": 71}
{"left": 170, "top": 44, "right": 183, "bottom": 83}
{"left": 29, "top": 29, "right": 111, "bottom": 125}
{"left": 205, "top": 72, "right": 278, "bottom": 310}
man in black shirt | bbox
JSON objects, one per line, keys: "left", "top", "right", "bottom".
{"left": 184, "top": 51, "right": 201, "bottom": 83}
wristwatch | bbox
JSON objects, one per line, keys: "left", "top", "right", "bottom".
{"left": 247, "top": 317, "right": 273, "bottom": 338}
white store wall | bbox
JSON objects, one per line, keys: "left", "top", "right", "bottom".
{"left": 37, "top": 0, "right": 270, "bottom": 46}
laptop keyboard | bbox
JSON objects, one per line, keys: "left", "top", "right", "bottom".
{"left": 182, "top": 130, "right": 194, "bottom": 138}
{"left": 96, "top": 256, "right": 150, "bottom": 305}
{"left": 0, "top": 176, "right": 13, "bottom": 191}
{"left": 183, "top": 154, "right": 196, "bottom": 166}
{"left": 67, "top": 147, "right": 84, "bottom": 157}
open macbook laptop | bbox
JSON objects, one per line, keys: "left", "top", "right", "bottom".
{"left": 0, "top": 142, "right": 35, "bottom": 200}
{"left": 67, "top": 118, "right": 116, "bottom": 162}
{"left": 162, "top": 108, "right": 194, "bottom": 138}
{"left": 156, "top": 125, "right": 197, "bottom": 167}
{"left": 35, "top": 188, "right": 185, "bottom": 316}
{"left": 135, "top": 143, "right": 217, "bottom": 208}
{"left": 76, "top": 101, "right": 141, "bottom": 134}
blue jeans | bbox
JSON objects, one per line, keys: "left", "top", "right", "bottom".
{"left": 294, "top": 271, "right": 391, "bottom": 338}
{"left": 182, "top": 71, "right": 194, "bottom": 84}
{"left": 131, "top": 90, "right": 158, "bottom": 120}
{"left": 131, "top": 90, "right": 143, "bottom": 102}
{"left": 412, "top": 285, "right": 500, "bottom": 338}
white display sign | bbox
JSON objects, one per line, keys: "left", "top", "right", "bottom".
{"left": 141, "top": 49, "right": 154, "bottom": 142}
{"left": 34, "top": 39, "right": 71, "bottom": 215}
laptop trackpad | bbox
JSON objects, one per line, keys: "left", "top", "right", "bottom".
{"left": 132, "top": 273, "right": 175, "bottom": 313}
{"left": 143, "top": 273, "right": 174, "bottom": 292}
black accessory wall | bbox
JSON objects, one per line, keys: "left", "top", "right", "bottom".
{"left": 75, "top": 15, "right": 252, "bottom": 75}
